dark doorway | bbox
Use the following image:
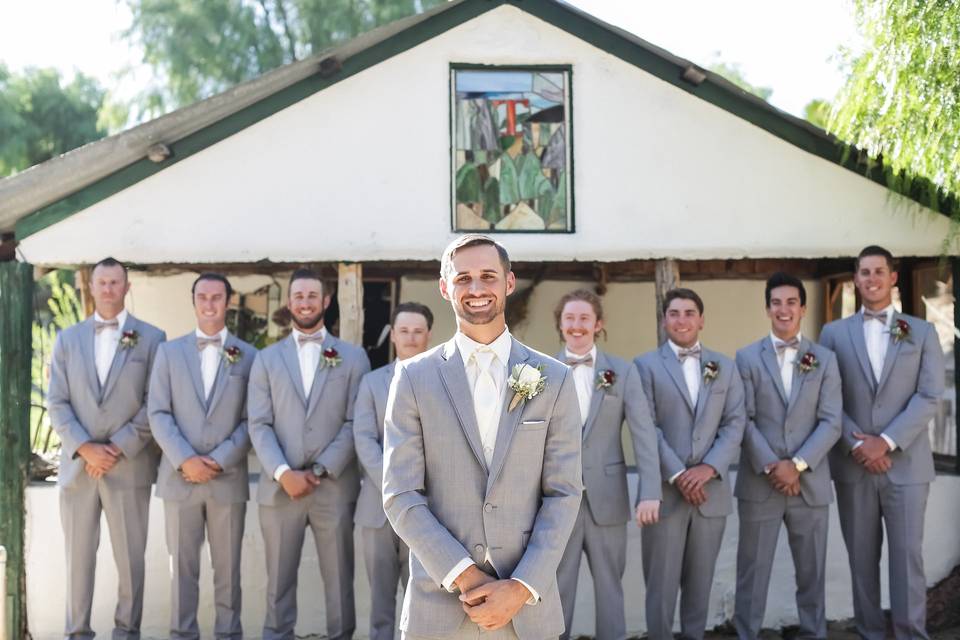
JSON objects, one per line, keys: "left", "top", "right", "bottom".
{"left": 362, "top": 280, "right": 395, "bottom": 369}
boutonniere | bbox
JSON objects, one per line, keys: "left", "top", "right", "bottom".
{"left": 595, "top": 369, "right": 616, "bottom": 390}
{"left": 223, "top": 346, "right": 242, "bottom": 365}
{"left": 796, "top": 352, "right": 819, "bottom": 374}
{"left": 119, "top": 330, "right": 139, "bottom": 349}
{"left": 320, "top": 347, "right": 342, "bottom": 368}
{"left": 890, "top": 318, "right": 911, "bottom": 343}
{"left": 507, "top": 363, "right": 547, "bottom": 411}
{"left": 702, "top": 361, "right": 719, "bottom": 383}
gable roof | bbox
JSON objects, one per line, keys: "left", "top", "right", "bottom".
{"left": 0, "top": 0, "right": 952, "bottom": 241}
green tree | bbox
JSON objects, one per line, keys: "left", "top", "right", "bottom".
{"left": 829, "top": 1, "right": 959, "bottom": 212}
{"left": 124, "top": 0, "right": 445, "bottom": 114}
{"left": 708, "top": 59, "right": 773, "bottom": 101}
{"left": 803, "top": 98, "right": 832, "bottom": 130}
{"left": 0, "top": 65, "right": 117, "bottom": 176}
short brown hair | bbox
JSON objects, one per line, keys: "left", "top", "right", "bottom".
{"left": 554, "top": 289, "right": 607, "bottom": 341}
{"left": 855, "top": 245, "right": 897, "bottom": 272}
{"left": 662, "top": 288, "right": 704, "bottom": 315}
{"left": 288, "top": 267, "right": 326, "bottom": 296}
{"left": 391, "top": 301, "right": 434, "bottom": 330}
{"left": 440, "top": 234, "right": 511, "bottom": 280}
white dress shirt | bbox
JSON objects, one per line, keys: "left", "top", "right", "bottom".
{"left": 93, "top": 309, "right": 128, "bottom": 386}
{"left": 666, "top": 339, "right": 702, "bottom": 484}
{"left": 441, "top": 328, "right": 538, "bottom": 604}
{"left": 196, "top": 326, "right": 228, "bottom": 399}
{"left": 273, "top": 326, "right": 328, "bottom": 483}
{"left": 771, "top": 331, "right": 800, "bottom": 398}
{"left": 859, "top": 304, "right": 898, "bottom": 451}
{"left": 565, "top": 346, "right": 597, "bottom": 428}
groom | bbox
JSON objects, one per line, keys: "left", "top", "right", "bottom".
{"left": 383, "top": 234, "right": 583, "bottom": 640}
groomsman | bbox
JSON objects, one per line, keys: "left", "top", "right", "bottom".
{"left": 354, "top": 301, "right": 434, "bottom": 640}
{"left": 49, "top": 257, "right": 166, "bottom": 640}
{"left": 248, "top": 268, "right": 370, "bottom": 640}
{"left": 733, "top": 273, "right": 842, "bottom": 640}
{"left": 148, "top": 273, "right": 256, "bottom": 639}
{"left": 553, "top": 289, "right": 660, "bottom": 640}
{"left": 634, "top": 288, "right": 745, "bottom": 640}
{"left": 820, "top": 246, "right": 944, "bottom": 640}
{"left": 383, "top": 234, "right": 582, "bottom": 639}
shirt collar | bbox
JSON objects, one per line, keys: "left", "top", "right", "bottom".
{"left": 196, "top": 326, "right": 229, "bottom": 344}
{"left": 860, "top": 303, "right": 896, "bottom": 328}
{"left": 94, "top": 309, "right": 128, "bottom": 330}
{"left": 769, "top": 331, "right": 802, "bottom": 348}
{"left": 455, "top": 327, "right": 512, "bottom": 367}
{"left": 291, "top": 325, "right": 327, "bottom": 348}
{"left": 564, "top": 345, "right": 597, "bottom": 365}
{"left": 667, "top": 339, "right": 700, "bottom": 359}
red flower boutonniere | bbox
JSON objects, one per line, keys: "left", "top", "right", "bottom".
{"left": 223, "top": 346, "right": 242, "bottom": 365}
{"left": 702, "top": 361, "right": 719, "bottom": 382}
{"left": 890, "top": 318, "right": 911, "bottom": 344}
{"left": 797, "top": 352, "right": 819, "bottom": 374}
{"left": 119, "top": 330, "right": 139, "bottom": 349}
{"left": 595, "top": 369, "right": 616, "bottom": 390}
{"left": 321, "top": 347, "right": 342, "bottom": 368}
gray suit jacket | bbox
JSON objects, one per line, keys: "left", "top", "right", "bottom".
{"left": 248, "top": 332, "right": 371, "bottom": 505}
{"left": 633, "top": 343, "right": 746, "bottom": 518}
{"left": 819, "top": 312, "right": 944, "bottom": 485}
{"left": 734, "top": 337, "right": 842, "bottom": 506}
{"left": 148, "top": 332, "right": 257, "bottom": 503}
{"left": 383, "top": 337, "right": 582, "bottom": 640}
{"left": 354, "top": 361, "right": 396, "bottom": 529}
{"left": 556, "top": 349, "right": 661, "bottom": 525}
{"left": 49, "top": 314, "right": 166, "bottom": 490}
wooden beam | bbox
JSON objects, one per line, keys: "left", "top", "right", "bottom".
{"left": 654, "top": 259, "right": 680, "bottom": 345}
{"left": 76, "top": 267, "right": 94, "bottom": 318}
{"left": 0, "top": 262, "right": 34, "bottom": 640}
{"left": 337, "top": 263, "right": 364, "bottom": 345}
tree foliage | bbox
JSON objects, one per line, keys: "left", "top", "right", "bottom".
{"left": 708, "top": 60, "right": 773, "bottom": 101}
{"left": 124, "top": 0, "right": 445, "bottom": 114}
{"left": 0, "top": 65, "right": 115, "bottom": 176}
{"left": 829, "top": 1, "right": 959, "bottom": 212}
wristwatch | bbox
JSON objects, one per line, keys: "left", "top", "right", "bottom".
{"left": 791, "top": 456, "right": 809, "bottom": 473}
{"left": 312, "top": 463, "right": 329, "bottom": 478}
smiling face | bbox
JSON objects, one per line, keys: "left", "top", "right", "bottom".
{"left": 90, "top": 263, "right": 130, "bottom": 319}
{"left": 560, "top": 299, "right": 602, "bottom": 355}
{"left": 287, "top": 277, "right": 330, "bottom": 333}
{"left": 193, "top": 278, "right": 229, "bottom": 335}
{"left": 854, "top": 254, "right": 897, "bottom": 310}
{"left": 766, "top": 284, "right": 805, "bottom": 340}
{"left": 439, "top": 243, "right": 516, "bottom": 340}
{"left": 663, "top": 298, "right": 704, "bottom": 348}
{"left": 391, "top": 311, "right": 431, "bottom": 360}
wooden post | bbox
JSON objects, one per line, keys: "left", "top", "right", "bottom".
{"left": 76, "top": 266, "right": 94, "bottom": 318}
{"left": 654, "top": 259, "right": 680, "bottom": 345}
{"left": 337, "top": 263, "right": 364, "bottom": 345}
{"left": 0, "top": 261, "right": 34, "bottom": 640}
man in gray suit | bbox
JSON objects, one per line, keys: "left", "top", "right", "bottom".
{"left": 552, "top": 289, "right": 661, "bottom": 640}
{"left": 49, "top": 257, "right": 166, "bottom": 640}
{"left": 819, "top": 245, "right": 944, "bottom": 640}
{"left": 148, "top": 273, "right": 256, "bottom": 639}
{"left": 383, "top": 234, "right": 582, "bottom": 640}
{"left": 354, "top": 301, "right": 434, "bottom": 640}
{"left": 634, "top": 288, "right": 746, "bottom": 640}
{"left": 248, "top": 267, "right": 371, "bottom": 640}
{"left": 733, "top": 273, "right": 842, "bottom": 640}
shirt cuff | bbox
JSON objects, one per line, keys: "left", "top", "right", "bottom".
{"left": 880, "top": 434, "right": 897, "bottom": 451}
{"left": 442, "top": 558, "right": 475, "bottom": 593}
{"left": 851, "top": 440, "right": 864, "bottom": 451}
{"left": 511, "top": 577, "right": 539, "bottom": 605}
{"left": 668, "top": 470, "right": 684, "bottom": 484}
{"left": 273, "top": 464, "right": 291, "bottom": 483}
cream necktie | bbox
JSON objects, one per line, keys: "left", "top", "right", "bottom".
{"left": 472, "top": 348, "right": 499, "bottom": 467}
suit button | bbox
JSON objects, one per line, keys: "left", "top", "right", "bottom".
{"left": 484, "top": 503, "right": 494, "bottom": 513}
{"left": 474, "top": 544, "right": 484, "bottom": 554}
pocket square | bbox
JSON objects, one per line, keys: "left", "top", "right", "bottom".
{"left": 522, "top": 419, "right": 545, "bottom": 424}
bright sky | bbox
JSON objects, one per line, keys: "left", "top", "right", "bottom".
{"left": 0, "top": 0, "right": 859, "bottom": 120}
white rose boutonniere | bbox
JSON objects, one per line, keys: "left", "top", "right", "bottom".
{"left": 507, "top": 363, "right": 547, "bottom": 411}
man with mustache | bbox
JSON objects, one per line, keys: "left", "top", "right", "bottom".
{"left": 383, "top": 234, "right": 582, "bottom": 640}
{"left": 248, "top": 268, "right": 371, "bottom": 640}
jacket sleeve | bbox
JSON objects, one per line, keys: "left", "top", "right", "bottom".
{"left": 147, "top": 343, "right": 198, "bottom": 469}
{"left": 623, "top": 364, "right": 662, "bottom": 501}
{"left": 881, "top": 323, "right": 945, "bottom": 449}
{"left": 736, "top": 350, "right": 780, "bottom": 475}
{"left": 634, "top": 357, "right": 686, "bottom": 480}
{"left": 48, "top": 332, "right": 92, "bottom": 460}
{"left": 248, "top": 353, "right": 289, "bottom": 478}
{"left": 353, "top": 373, "right": 384, "bottom": 490}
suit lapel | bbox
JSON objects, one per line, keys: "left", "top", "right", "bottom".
{"left": 438, "top": 339, "right": 488, "bottom": 473}
{"left": 876, "top": 315, "right": 905, "bottom": 393}
{"left": 100, "top": 315, "right": 135, "bottom": 403}
{"left": 659, "top": 343, "right": 695, "bottom": 413}
{"left": 581, "top": 350, "right": 608, "bottom": 442}
{"left": 786, "top": 338, "right": 809, "bottom": 413}
{"left": 79, "top": 318, "right": 101, "bottom": 400}
{"left": 180, "top": 334, "right": 208, "bottom": 408}
{"left": 760, "top": 338, "right": 789, "bottom": 406}
{"left": 205, "top": 333, "right": 234, "bottom": 416}
{"left": 305, "top": 334, "right": 335, "bottom": 419}
{"left": 487, "top": 339, "right": 530, "bottom": 493}
{"left": 848, "top": 314, "right": 877, "bottom": 392}
{"left": 693, "top": 347, "right": 714, "bottom": 423}
{"left": 280, "top": 336, "right": 308, "bottom": 408}
{"left": 377, "top": 362, "right": 397, "bottom": 438}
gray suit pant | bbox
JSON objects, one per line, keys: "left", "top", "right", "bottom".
{"left": 642, "top": 501, "right": 726, "bottom": 640}
{"left": 402, "top": 614, "right": 526, "bottom": 640}
{"left": 557, "top": 495, "right": 627, "bottom": 640}
{"left": 733, "top": 495, "right": 828, "bottom": 640}
{"left": 259, "top": 492, "right": 356, "bottom": 640}
{"left": 835, "top": 476, "right": 929, "bottom": 640}
{"left": 60, "top": 477, "right": 151, "bottom": 640}
{"left": 361, "top": 523, "right": 409, "bottom": 640}
{"left": 163, "top": 489, "right": 246, "bottom": 639}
